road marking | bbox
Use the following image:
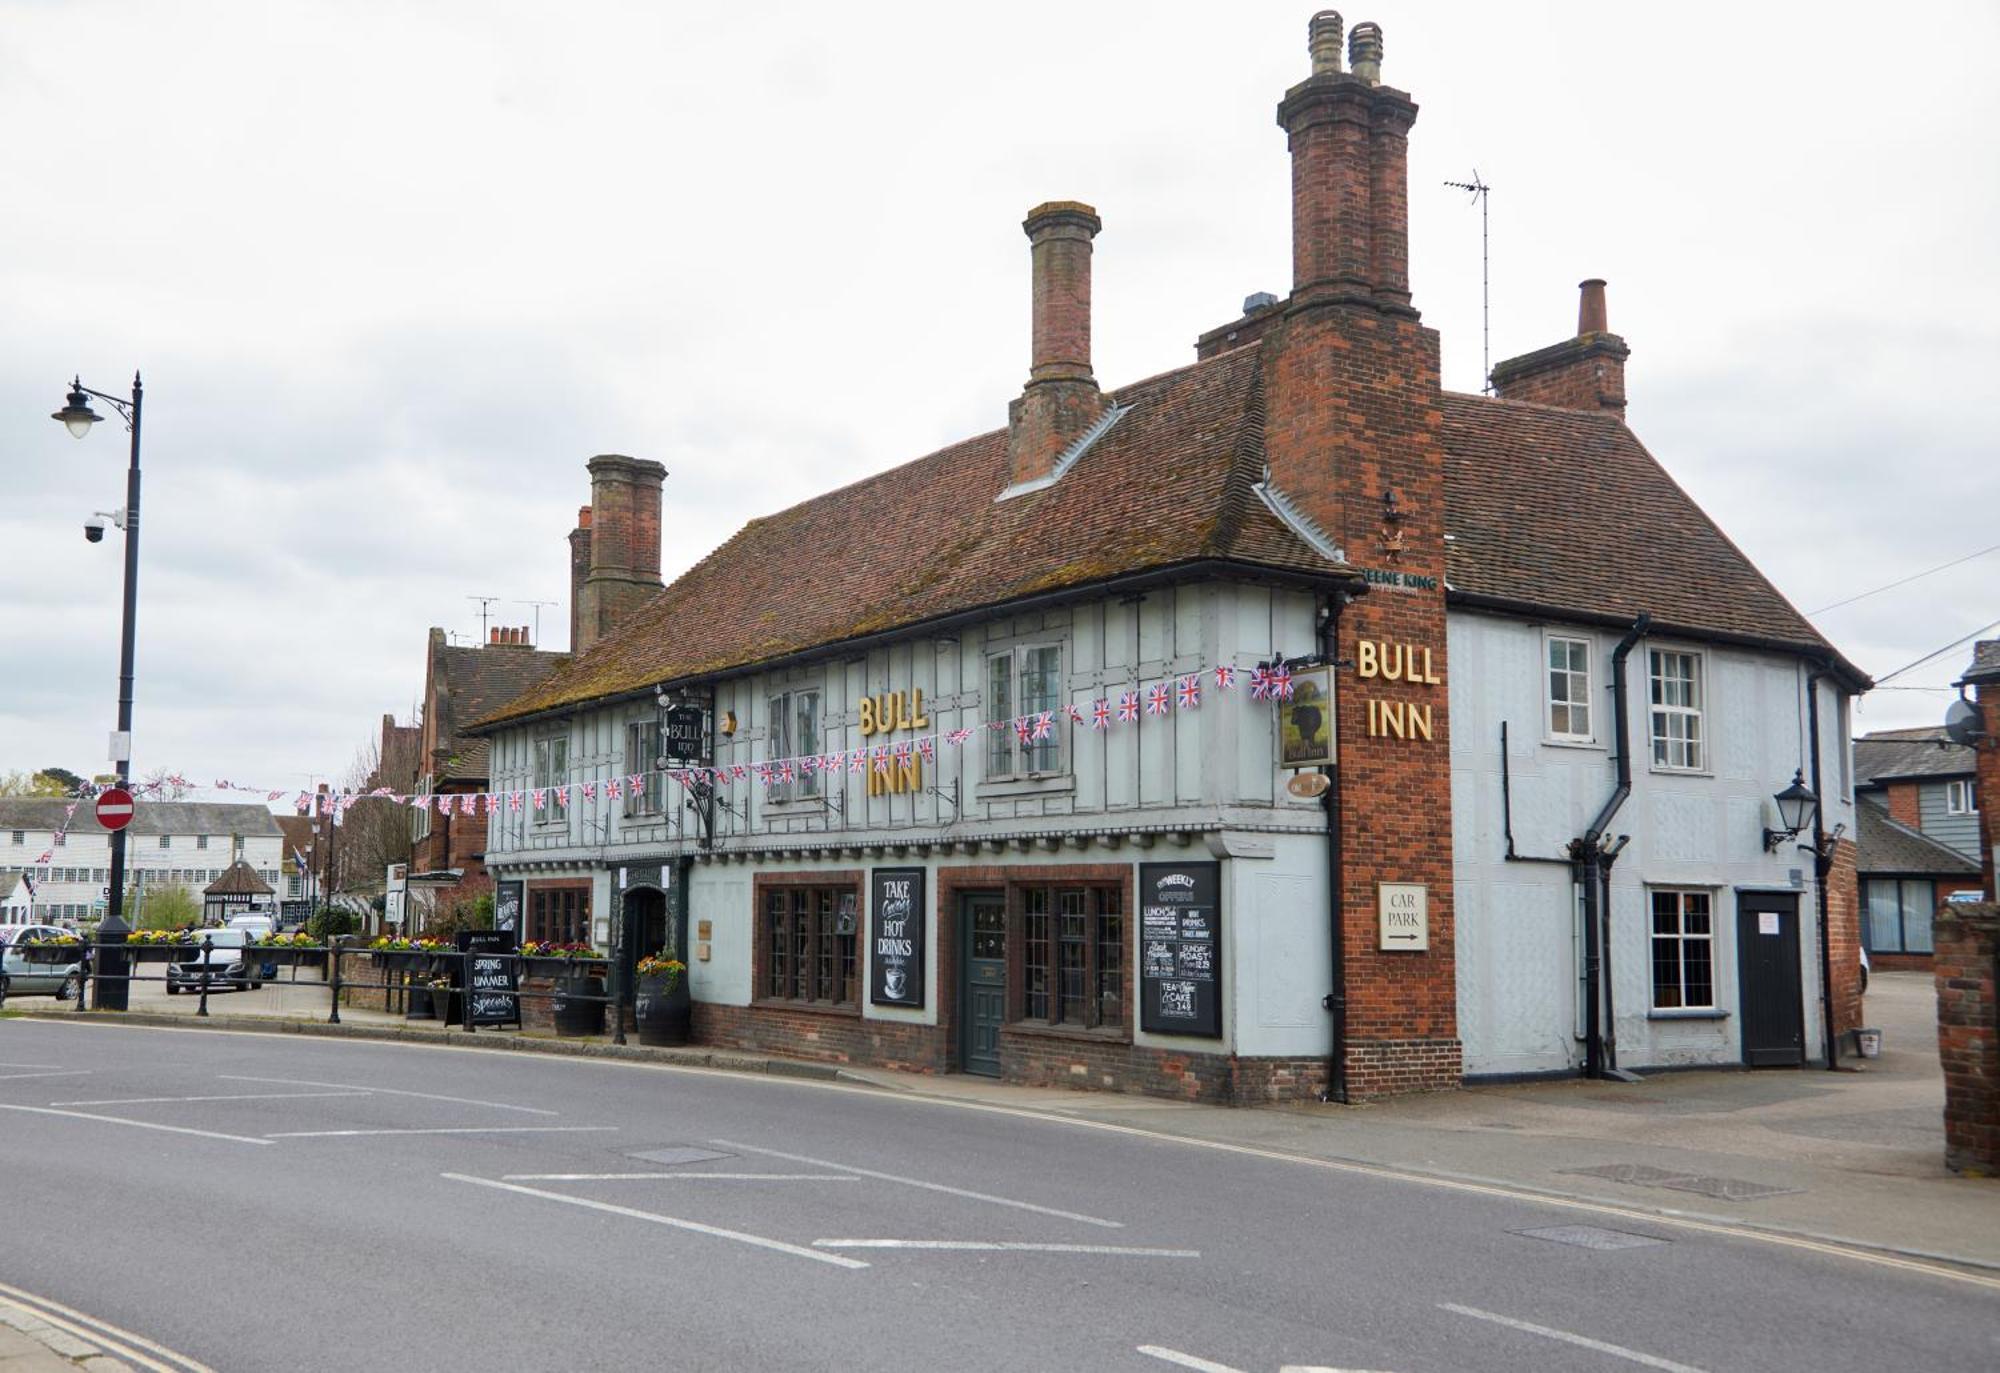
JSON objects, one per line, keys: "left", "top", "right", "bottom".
{"left": 52, "top": 1091, "right": 371, "bottom": 1107}
{"left": 1137, "top": 1347, "right": 1244, "bottom": 1372}
{"left": 267, "top": 1125, "right": 616, "bottom": 1138}
{"left": 711, "top": 1137, "right": 1124, "bottom": 1229}
{"left": 0, "top": 1070, "right": 91, "bottom": 1082}
{"left": 220, "top": 1073, "right": 560, "bottom": 1115}
{"left": 0, "top": 1280, "right": 217, "bottom": 1373}
{"left": 442, "top": 1172, "right": 869, "bottom": 1269}
{"left": 0, "top": 1102, "right": 270, "bottom": 1145}
{"left": 816, "top": 1239, "right": 1197, "bottom": 1257}
{"left": 0, "top": 1062, "right": 63, "bottom": 1069}
{"left": 502, "top": 1171, "right": 857, "bottom": 1182}
{"left": 1439, "top": 1303, "right": 1709, "bottom": 1373}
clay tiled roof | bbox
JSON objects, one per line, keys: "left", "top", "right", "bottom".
{"left": 204, "top": 860, "right": 274, "bottom": 896}
{"left": 1440, "top": 394, "right": 1862, "bottom": 682}
{"left": 437, "top": 645, "right": 567, "bottom": 763}
{"left": 1854, "top": 727, "right": 1975, "bottom": 785}
{"left": 1856, "top": 800, "right": 1980, "bottom": 877}
{"left": 481, "top": 350, "right": 1347, "bottom": 727}
{"left": 275, "top": 816, "right": 315, "bottom": 868}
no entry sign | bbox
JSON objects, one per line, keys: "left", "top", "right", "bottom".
{"left": 95, "top": 787, "right": 136, "bottom": 832}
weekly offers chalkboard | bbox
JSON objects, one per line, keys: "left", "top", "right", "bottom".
{"left": 869, "top": 868, "right": 926, "bottom": 1008}
{"left": 1139, "top": 861, "right": 1222, "bottom": 1038}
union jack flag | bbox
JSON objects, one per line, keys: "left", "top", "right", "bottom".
{"left": 485, "top": 793, "right": 502, "bottom": 815}
{"left": 732, "top": 765, "right": 749, "bottom": 782}
{"left": 1118, "top": 692, "right": 1140, "bottom": 723}
{"left": 530, "top": 788, "right": 546, "bottom": 811}
{"left": 1092, "top": 698, "right": 1112, "bottom": 730}
{"left": 509, "top": 791, "right": 524, "bottom": 812}
{"left": 754, "top": 763, "right": 772, "bottom": 785}
{"left": 823, "top": 754, "right": 843, "bottom": 774}
{"left": 873, "top": 747, "right": 892, "bottom": 774}
{"left": 1031, "top": 710, "right": 1054, "bottom": 740}
{"left": 1270, "top": 664, "right": 1295, "bottom": 700}
{"left": 1249, "top": 666, "right": 1272, "bottom": 700}
{"left": 627, "top": 774, "right": 645, "bottom": 794}
{"left": 437, "top": 794, "right": 452, "bottom": 816}
{"left": 779, "top": 761, "right": 795, "bottom": 784}
{"left": 798, "top": 757, "right": 817, "bottom": 776}
{"left": 1066, "top": 703, "right": 1085, "bottom": 724}
{"left": 946, "top": 727, "right": 974, "bottom": 746}
{"left": 267, "top": 789, "right": 284, "bottom": 802}
{"left": 1214, "top": 664, "right": 1237, "bottom": 690}
{"left": 607, "top": 777, "right": 625, "bottom": 802}
{"left": 892, "top": 742, "right": 911, "bottom": 766}
{"left": 850, "top": 749, "right": 868, "bottom": 774}
{"left": 1178, "top": 675, "right": 1201, "bottom": 710}
{"left": 581, "top": 780, "right": 596, "bottom": 802}
{"left": 1146, "top": 683, "right": 1170, "bottom": 716}
{"left": 461, "top": 791, "right": 478, "bottom": 815}
{"left": 554, "top": 784, "right": 570, "bottom": 808}
{"left": 918, "top": 738, "right": 936, "bottom": 762}
{"left": 1015, "top": 716, "right": 1032, "bottom": 743}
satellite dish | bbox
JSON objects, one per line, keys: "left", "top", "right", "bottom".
{"left": 1944, "top": 696, "right": 1988, "bottom": 748}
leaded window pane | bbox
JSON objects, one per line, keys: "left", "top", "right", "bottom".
{"left": 987, "top": 656, "right": 1014, "bottom": 778}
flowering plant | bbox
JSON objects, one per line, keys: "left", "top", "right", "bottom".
{"left": 20, "top": 933, "right": 81, "bottom": 946}
{"left": 520, "top": 941, "right": 602, "bottom": 959}
{"left": 252, "top": 931, "right": 323, "bottom": 948}
{"left": 368, "top": 936, "right": 450, "bottom": 952}
{"left": 128, "top": 928, "right": 198, "bottom": 945}
{"left": 636, "top": 952, "right": 686, "bottom": 983}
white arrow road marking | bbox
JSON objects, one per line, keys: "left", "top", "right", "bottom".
{"left": 220, "top": 1074, "right": 560, "bottom": 1115}
{"left": 0, "top": 1102, "right": 270, "bottom": 1145}
{"left": 818, "top": 1239, "right": 1197, "bottom": 1256}
{"left": 711, "top": 1137, "right": 1124, "bottom": 1228}
{"left": 1439, "top": 1303, "right": 1710, "bottom": 1373}
{"left": 502, "top": 1172, "right": 857, "bottom": 1182}
{"left": 268, "top": 1126, "right": 614, "bottom": 1138}
{"left": 442, "top": 1173, "right": 868, "bottom": 1269}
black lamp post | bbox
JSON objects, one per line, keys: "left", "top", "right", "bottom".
{"left": 1763, "top": 770, "right": 1819, "bottom": 852}
{"left": 54, "top": 374, "right": 143, "bottom": 1011}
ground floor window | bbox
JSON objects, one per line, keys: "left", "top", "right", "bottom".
{"left": 1864, "top": 878, "right": 1935, "bottom": 955}
{"left": 1650, "top": 889, "right": 1714, "bottom": 1009}
{"left": 762, "top": 884, "right": 858, "bottom": 1006}
{"left": 527, "top": 885, "right": 590, "bottom": 945}
{"left": 1017, "top": 884, "right": 1123, "bottom": 1029}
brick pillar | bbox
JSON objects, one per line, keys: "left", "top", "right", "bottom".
{"left": 1975, "top": 676, "right": 1999, "bottom": 898}
{"left": 1824, "top": 835, "right": 1863, "bottom": 1042}
{"left": 1933, "top": 902, "right": 2000, "bottom": 1175}
{"left": 577, "top": 454, "right": 666, "bottom": 654}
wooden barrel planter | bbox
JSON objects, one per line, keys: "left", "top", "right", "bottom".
{"left": 406, "top": 981, "right": 439, "bottom": 1020}
{"left": 635, "top": 973, "right": 692, "bottom": 1047}
{"left": 550, "top": 975, "right": 606, "bottom": 1036}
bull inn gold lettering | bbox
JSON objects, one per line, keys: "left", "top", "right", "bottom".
{"left": 1356, "top": 640, "right": 1443, "bottom": 742}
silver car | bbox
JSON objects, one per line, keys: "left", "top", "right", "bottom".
{"left": 0, "top": 923, "right": 84, "bottom": 1003}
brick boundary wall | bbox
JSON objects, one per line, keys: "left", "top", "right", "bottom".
{"left": 1345, "top": 1036, "right": 1464, "bottom": 1101}
{"left": 1933, "top": 902, "right": 1999, "bottom": 1176}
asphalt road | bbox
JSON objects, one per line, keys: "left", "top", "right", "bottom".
{"left": 1, "top": 1021, "right": 1993, "bottom": 1373}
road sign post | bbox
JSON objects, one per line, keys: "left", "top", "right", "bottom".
{"left": 92, "top": 787, "right": 137, "bottom": 1009}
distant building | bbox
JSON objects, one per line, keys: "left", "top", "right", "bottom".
{"left": 0, "top": 800, "right": 283, "bottom": 924}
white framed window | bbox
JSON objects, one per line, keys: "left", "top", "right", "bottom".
{"left": 1545, "top": 634, "right": 1593, "bottom": 741}
{"left": 533, "top": 736, "right": 569, "bottom": 824}
{"left": 764, "top": 688, "right": 822, "bottom": 802}
{"left": 195, "top": 835, "right": 209, "bottom": 850}
{"left": 158, "top": 835, "right": 171, "bottom": 849}
{"left": 625, "top": 720, "right": 664, "bottom": 816}
{"left": 1648, "top": 649, "right": 1705, "bottom": 771}
{"left": 986, "top": 645, "right": 1065, "bottom": 779}
{"left": 1946, "top": 779, "right": 1978, "bottom": 816}
{"left": 1650, "top": 889, "right": 1715, "bottom": 1010}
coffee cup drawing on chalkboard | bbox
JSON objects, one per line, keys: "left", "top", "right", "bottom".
{"left": 883, "top": 966, "right": 907, "bottom": 1000}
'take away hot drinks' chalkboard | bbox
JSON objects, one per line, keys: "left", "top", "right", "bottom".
{"left": 1139, "top": 861, "right": 1222, "bottom": 1039}
{"left": 870, "top": 868, "right": 926, "bottom": 1008}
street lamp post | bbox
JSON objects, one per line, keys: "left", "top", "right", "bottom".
{"left": 53, "top": 374, "right": 144, "bottom": 1011}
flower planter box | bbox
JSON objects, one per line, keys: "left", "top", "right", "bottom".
{"left": 371, "top": 950, "right": 433, "bottom": 973}
{"left": 523, "top": 957, "right": 608, "bottom": 980}
{"left": 17, "top": 944, "right": 81, "bottom": 965}
{"left": 126, "top": 945, "right": 191, "bottom": 964}
{"left": 253, "top": 947, "right": 328, "bottom": 968}
{"left": 636, "top": 973, "right": 692, "bottom": 1047}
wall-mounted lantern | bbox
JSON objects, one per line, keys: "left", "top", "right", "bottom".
{"left": 1763, "top": 770, "right": 1819, "bottom": 852}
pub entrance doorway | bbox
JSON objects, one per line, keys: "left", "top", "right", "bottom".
{"left": 957, "top": 892, "right": 1006, "bottom": 1077}
{"left": 623, "top": 887, "right": 673, "bottom": 990}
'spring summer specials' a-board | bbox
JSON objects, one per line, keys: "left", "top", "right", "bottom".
{"left": 1139, "top": 861, "right": 1222, "bottom": 1038}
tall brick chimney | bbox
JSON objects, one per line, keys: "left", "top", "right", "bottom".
{"left": 567, "top": 505, "right": 592, "bottom": 653}
{"left": 574, "top": 455, "right": 665, "bottom": 656}
{"left": 1259, "top": 14, "right": 1461, "bottom": 1100}
{"left": 1490, "top": 279, "right": 1630, "bottom": 415}
{"left": 1005, "top": 201, "right": 1107, "bottom": 489}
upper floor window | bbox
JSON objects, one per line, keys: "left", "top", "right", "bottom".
{"left": 158, "top": 835, "right": 171, "bottom": 849}
{"left": 766, "top": 689, "right": 822, "bottom": 802}
{"left": 987, "top": 645, "right": 1064, "bottom": 779}
{"left": 195, "top": 835, "right": 209, "bottom": 850}
{"left": 1648, "top": 649, "right": 1705, "bottom": 771}
{"left": 1946, "top": 779, "right": 1978, "bottom": 816}
{"left": 11, "top": 831, "right": 23, "bottom": 845}
{"left": 1545, "top": 634, "right": 1593, "bottom": 741}
{"left": 625, "top": 721, "right": 663, "bottom": 816}
{"left": 533, "top": 736, "right": 569, "bottom": 824}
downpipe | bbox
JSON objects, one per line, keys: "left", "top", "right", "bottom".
{"left": 1319, "top": 586, "right": 1362, "bottom": 1104}
{"left": 1576, "top": 613, "right": 1649, "bottom": 1080}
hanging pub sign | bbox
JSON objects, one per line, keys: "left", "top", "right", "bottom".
{"left": 663, "top": 705, "right": 707, "bottom": 764}
{"left": 1279, "top": 665, "right": 1335, "bottom": 768}
{"left": 869, "top": 867, "right": 926, "bottom": 1008}
{"left": 1139, "top": 861, "right": 1223, "bottom": 1038}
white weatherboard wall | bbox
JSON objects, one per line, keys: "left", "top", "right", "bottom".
{"left": 1450, "top": 611, "right": 1855, "bottom": 1075}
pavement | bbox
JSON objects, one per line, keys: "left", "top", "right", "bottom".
{"left": 0, "top": 1297, "right": 130, "bottom": 1372}
{"left": 3, "top": 966, "right": 1992, "bottom": 1367}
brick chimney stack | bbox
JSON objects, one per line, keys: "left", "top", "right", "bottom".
{"left": 574, "top": 455, "right": 665, "bottom": 656}
{"left": 567, "top": 505, "right": 592, "bottom": 654}
{"left": 1490, "top": 278, "right": 1630, "bottom": 416}
{"left": 1006, "top": 201, "right": 1107, "bottom": 489}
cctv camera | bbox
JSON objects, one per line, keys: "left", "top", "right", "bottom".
{"left": 84, "top": 518, "right": 105, "bottom": 543}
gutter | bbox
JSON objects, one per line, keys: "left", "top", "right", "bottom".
{"left": 469, "top": 558, "right": 1368, "bottom": 737}
{"left": 1574, "top": 612, "right": 1649, "bottom": 1080}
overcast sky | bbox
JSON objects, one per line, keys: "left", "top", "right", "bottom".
{"left": 5, "top": 0, "right": 1995, "bottom": 800}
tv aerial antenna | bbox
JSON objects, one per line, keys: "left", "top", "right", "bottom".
{"left": 466, "top": 594, "right": 502, "bottom": 643}
{"left": 514, "top": 599, "right": 558, "bottom": 647}
{"left": 1444, "top": 170, "right": 1492, "bottom": 391}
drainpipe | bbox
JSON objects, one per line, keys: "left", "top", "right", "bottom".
{"left": 1319, "top": 586, "right": 1362, "bottom": 1104}
{"left": 1576, "top": 613, "right": 1650, "bottom": 1079}
{"left": 1807, "top": 667, "right": 1838, "bottom": 1069}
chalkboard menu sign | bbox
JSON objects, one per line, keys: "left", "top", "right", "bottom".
{"left": 869, "top": 868, "right": 926, "bottom": 1008}
{"left": 1139, "top": 861, "right": 1222, "bottom": 1038}
{"left": 494, "top": 881, "right": 522, "bottom": 935}
{"left": 457, "top": 928, "right": 521, "bottom": 1029}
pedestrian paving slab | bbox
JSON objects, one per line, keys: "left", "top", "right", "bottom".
{"left": 0, "top": 1298, "right": 130, "bottom": 1372}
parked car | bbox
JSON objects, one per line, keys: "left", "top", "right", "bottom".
{"left": 0, "top": 923, "right": 84, "bottom": 1003}
{"left": 164, "top": 928, "right": 263, "bottom": 995}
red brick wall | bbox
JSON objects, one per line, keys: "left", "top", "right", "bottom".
{"left": 1824, "top": 836, "right": 1863, "bottom": 1043}
{"left": 1932, "top": 902, "right": 2000, "bottom": 1174}
{"left": 1886, "top": 781, "right": 1922, "bottom": 830}
{"left": 1977, "top": 680, "right": 2000, "bottom": 898}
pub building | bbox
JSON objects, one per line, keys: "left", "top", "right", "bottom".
{"left": 472, "top": 14, "right": 1868, "bottom": 1101}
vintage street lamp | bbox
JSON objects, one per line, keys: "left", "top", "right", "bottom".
{"left": 54, "top": 373, "right": 144, "bottom": 1011}
{"left": 1763, "top": 770, "right": 1819, "bottom": 852}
